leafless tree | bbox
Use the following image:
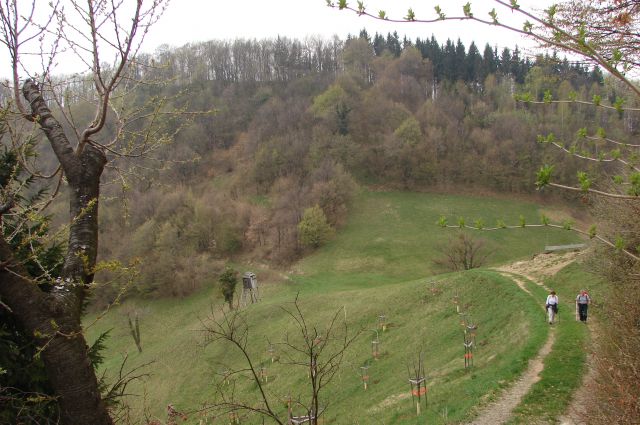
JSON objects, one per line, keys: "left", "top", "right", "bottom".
{"left": 0, "top": 1, "right": 169, "bottom": 424}
{"left": 434, "top": 232, "right": 491, "bottom": 271}
{"left": 200, "top": 295, "right": 361, "bottom": 424}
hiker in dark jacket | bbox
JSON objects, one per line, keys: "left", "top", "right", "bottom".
{"left": 576, "top": 290, "right": 591, "bottom": 322}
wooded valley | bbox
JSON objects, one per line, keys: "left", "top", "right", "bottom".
{"left": 65, "top": 32, "right": 626, "bottom": 302}
{"left": 2, "top": 1, "right": 640, "bottom": 422}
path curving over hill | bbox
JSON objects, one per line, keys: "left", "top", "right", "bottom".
{"left": 466, "top": 252, "right": 580, "bottom": 425}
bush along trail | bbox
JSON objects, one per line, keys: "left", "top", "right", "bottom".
{"left": 466, "top": 252, "right": 592, "bottom": 425}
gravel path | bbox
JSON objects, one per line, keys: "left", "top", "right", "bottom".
{"left": 467, "top": 328, "right": 556, "bottom": 425}
{"left": 558, "top": 316, "right": 599, "bottom": 425}
{"left": 499, "top": 251, "right": 596, "bottom": 425}
{"left": 465, "top": 252, "right": 580, "bottom": 425}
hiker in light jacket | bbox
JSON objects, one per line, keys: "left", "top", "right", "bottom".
{"left": 545, "top": 290, "right": 559, "bottom": 324}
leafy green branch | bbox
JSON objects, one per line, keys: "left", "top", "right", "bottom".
{"left": 513, "top": 93, "right": 640, "bottom": 113}
{"left": 536, "top": 164, "right": 640, "bottom": 199}
{"left": 583, "top": 134, "right": 640, "bottom": 149}
{"left": 541, "top": 136, "right": 633, "bottom": 168}
{"left": 437, "top": 215, "right": 640, "bottom": 261}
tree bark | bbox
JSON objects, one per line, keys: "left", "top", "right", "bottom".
{"left": 0, "top": 238, "right": 113, "bottom": 425}
{"left": 1, "top": 80, "right": 114, "bottom": 424}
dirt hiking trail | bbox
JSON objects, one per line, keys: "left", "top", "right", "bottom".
{"left": 466, "top": 252, "right": 584, "bottom": 425}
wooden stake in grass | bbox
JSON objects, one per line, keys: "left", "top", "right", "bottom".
{"left": 307, "top": 358, "right": 318, "bottom": 379}
{"left": 284, "top": 394, "right": 293, "bottom": 419}
{"left": 288, "top": 407, "right": 325, "bottom": 425}
{"left": 219, "top": 369, "right": 231, "bottom": 385}
{"left": 441, "top": 406, "right": 449, "bottom": 421}
{"left": 459, "top": 311, "right": 468, "bottom": 328}
{"left": 428, "top": 280, "right": 440, "bottom": 295}
{"left": 462, "top": 315, "right": 477, "bottom": 370}
{"left": 407, "top": 353, "right": 428, "bottom": 416}
{"left": 229, "top": 411, "right": 239, "bottom": 424}
{"left": 127, "top": 312, "right": 142, "bottom": 353}
{"left": 267, "top": 343, "right": 276, "bottom": 363}
{"left": 377, "top": 314, "right": 387, "bottom": 332}
{"left": 360, "top": 364, "right": 370, "bottom": 390}
{"left": 260, "top": 364, "right": 269, "bottom": 383}
{"left": 371, "top": 331, "right": 381, "bottom": 360}
{"left": 463, "top": 336, "right": 474, "bottom": 369}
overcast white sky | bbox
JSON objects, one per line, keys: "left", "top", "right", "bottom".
{"left": 146, "top": 0, "right": 552, "bottom": 53}
{"left": 2, "top": 0, "right": 555, "bottom": 78}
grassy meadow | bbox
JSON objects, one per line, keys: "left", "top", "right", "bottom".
{"left": 85, "top": 191, "right": 586, "bottom": 424}
{"left": 291, "top": 191, "right": 580, "bottom": 292}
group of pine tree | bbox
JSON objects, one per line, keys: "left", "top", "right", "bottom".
{"left": 4, "top": 31, "right": 627, "bottom": 306}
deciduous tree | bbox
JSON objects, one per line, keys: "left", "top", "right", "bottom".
{"left": 200, "top": 295, "right": 361, "bottom": 424}
{"left": 298, "top": 205, "right": 334, "bottom": 248}
{"left": 0, "top": 1, "right": 168, "bottom": 423}
{"left": 219, "top": 267, "right": 238, "bottom": 310}
{"left": 434, "top": 232, "right": 491, "bottom": 271}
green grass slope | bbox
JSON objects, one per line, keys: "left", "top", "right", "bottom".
{"left": 88, "top": 271, "right": 547, "bottom": 424}
{"left": 85, "top": 191, "right": 582, "bottom": 424}
{"left": 291, "top": 191, "right": 580, "bottom": 292}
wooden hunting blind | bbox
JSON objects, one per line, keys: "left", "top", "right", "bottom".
{"left": 241, "top": 272, "right": 259, "bottom": 306}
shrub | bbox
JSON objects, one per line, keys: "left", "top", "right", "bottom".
{"left": 298, "top": 205, "right": 334, "bottom": 248}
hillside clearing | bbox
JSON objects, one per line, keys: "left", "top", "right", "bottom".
{"left": 85, "top": 192, "right": 587, "bottom": 424}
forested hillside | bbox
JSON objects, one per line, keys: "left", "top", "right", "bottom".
{"left": 4, "top": 1, "right": 640, "bottom": 423}
{"left": 35, "top": 32, "right": 632, "bottom": 304}
{"left": 85, "top": 32, "right": 635, "bottom": 303}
